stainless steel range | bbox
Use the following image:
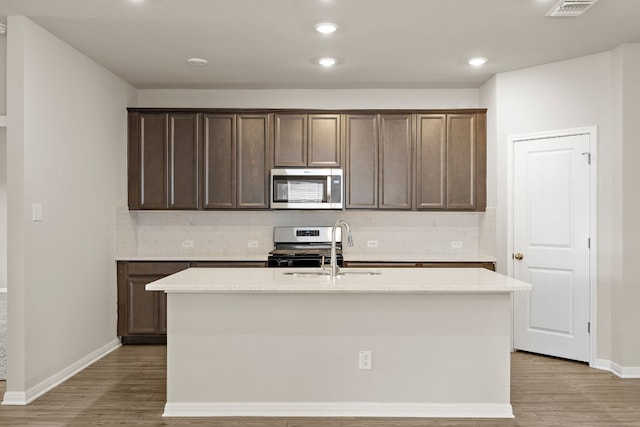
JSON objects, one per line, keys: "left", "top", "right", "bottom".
{"left": 268, "top": 226, "right": 343, "bottom": 268}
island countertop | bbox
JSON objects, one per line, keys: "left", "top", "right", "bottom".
{"left": 146, "top": 267, "right": 532, "bottom": 293}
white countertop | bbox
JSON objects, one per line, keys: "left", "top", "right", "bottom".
{"left": 146, "top": 267, "right": 531, "bottom": 294}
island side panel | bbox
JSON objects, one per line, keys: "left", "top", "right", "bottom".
{"left": 165, "top": 292, "right": 512, "bottom": 416}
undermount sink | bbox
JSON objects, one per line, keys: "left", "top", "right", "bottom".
{"left": 338, "top": 269, "right": 382, "bottom": 276}
{"left": 281, "top": 269, "right": 382, "bottom": 277}
{"left": 281, "top": 270, "right": 330, "bottom": 277}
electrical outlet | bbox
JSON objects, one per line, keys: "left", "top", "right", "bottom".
{"left": 451, "top": 240, "right": 463, "bottom": 249}
{"left": 182, "top": 240, "right": 194, "bottom": 248}
{"left": 359, "top": 350, "right": 372, "bottom": 370}
{"left": 248, "top": 240, "right": 259, "bottom": 248}
{"left": 32, "top": 203, "right": 44, "bottom": 222}
{"left": 367, "top": 240, "right": 378, "bottom": 248}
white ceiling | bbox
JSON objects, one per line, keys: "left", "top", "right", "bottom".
{"left": 1, "top": 0, "right": 640, "bottom": 89}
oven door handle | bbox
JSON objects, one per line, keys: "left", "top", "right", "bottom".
{"left": 326, "top": 176, "right": 332, "bottom": 202}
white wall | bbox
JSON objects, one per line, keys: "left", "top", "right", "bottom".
{"left": 615, "top": 44, "right": 640, "bottom": 367}
{"left": 136, "top": 88, "right": 479, "bottom": 110}
{"left": 478, "top": 76, "right": 497, "bottom": 209}
{"left": 6, "top": 16, "right": 136, "bottom": 398}
{"left": 485, "top": 49, "right": 640, "bottom": 366}
{"left": 1, "top": 22, "right": 7, "bottom": 290}
{"left": 0, "top": 128, "right": 5, "bottom": 289}
{"left": 0, "top": 22, "right": 6, "bottom": 115}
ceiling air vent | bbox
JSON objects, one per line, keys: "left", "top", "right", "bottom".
{"left": 546, "top": 0, "right": 599, "bottom": 17}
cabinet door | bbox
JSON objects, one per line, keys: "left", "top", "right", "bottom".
{"left": 379, "top": 114, "right": 413, "bottom": 210}
{"left": 117, "top": 261, "right": 189, "bottom": 341}
{"left": 130, "top": 112, "right": 168, "bottom": 209}
{"left": 168, "top": 113, "right": 200, "bottom": 209}
{"left": 191, "top": 261, "right": 267, "bottom": 268}
{"left": 345, "top": 115, "right": 378, "bottom": 208}
{"left": 202, "top": 114, "right": 236, "bottom": 209}
{"left": 274, "top": 114, "right": 306, "bottom": 167}
{"left": 447, "top": 114, "right": 476, "bottom": 210}
{"left": 127, "top": 276, "right": 161, "bottom": 335}
{"left": 309, "top": 114, "right": 341, "bottom": 167}
{"left": 416, "top": 114, "right": 446, "bottom": 209}
{"left": 420, "top": 261, "right": 495, "bottom": 271}
{"left": 237, "top": 114, "right": 270, "bottom": 209}
{"left": 343, "top": 262, "right": 419, "bottom": 268}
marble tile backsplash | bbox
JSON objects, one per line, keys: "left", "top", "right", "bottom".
{"left": 116, "top": 207, "right": 497, "bottom": 259}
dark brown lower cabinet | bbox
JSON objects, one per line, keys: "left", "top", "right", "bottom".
{"left": 419, "top": 261, "right": 495, "bottom": 271}
{"left": 117, "top": 260, "right": 267, "bottom": 344}
{"left": 190, "top": 261, "right": 268, "bottom": 268}
{"left": 343, "top": 261, "right": 419, "bottom": 268}
{"left": 117, "top": 261, "right": 189, "bottom": 344}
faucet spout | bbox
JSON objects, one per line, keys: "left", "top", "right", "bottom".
{"left": 331, "top": 220, "right": 353, "bottom": 277}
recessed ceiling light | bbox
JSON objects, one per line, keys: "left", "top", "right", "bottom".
{"left": 318, "top": 57, "right": 337, "bottom": 67}
{"left": 468, "top": 57, "right": 487, "bottom": 67}
{"left": 187, "top": 57, "right": 208, "bottom": 67}
{"left": 315, "top": 23, "right": 338, "bottom": 34}
{"left": 129, "top": 0, "right": 146, "bottom": 3}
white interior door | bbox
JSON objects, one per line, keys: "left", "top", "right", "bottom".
{"left": 513, "top": 133, "right": 591, "bottom": 362}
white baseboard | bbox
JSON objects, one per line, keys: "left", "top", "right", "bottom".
{"left": 594, "top": 358, "right": 640, "bottom": 378}
{"left": 1, "top": 391, "right": 27, "bottom": 406}
{"left": 1, "top": 338, "right": 121, "bottom": 406}
{"left": 163, "top": 402, "right": 514, "bottom": 418}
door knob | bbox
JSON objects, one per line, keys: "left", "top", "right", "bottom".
{"left": 514, "top": 252, "right": 524, "bottom": 260}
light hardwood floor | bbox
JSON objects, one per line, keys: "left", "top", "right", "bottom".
{"left": 0, "top": 345, "right": 638, "bottom": 426}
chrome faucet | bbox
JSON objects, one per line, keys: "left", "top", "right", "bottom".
{"left": 331, "top": 220, "right": 353, "bottom": 277}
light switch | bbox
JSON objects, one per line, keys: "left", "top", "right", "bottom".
{"left": 32, "top": 203, "right": 44, "bottom": 221}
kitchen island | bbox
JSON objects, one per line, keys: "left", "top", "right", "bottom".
{"left": 146, "top": 267, "right": 531, "bottom": 418}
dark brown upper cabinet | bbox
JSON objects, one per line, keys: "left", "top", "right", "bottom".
{"left": 202, "top": 113, "right": 271, "bottom": 209}
{"left": 379, "top": 114, "right": 414, "bottom": 210}
{"left": 274, "top": 113, "right": 341, "bottom": 167}
{"left": 128, "top": 108, "right": 485, "bottom": 212}
{"left": 202, "top": 114, "right": 236, "bottom": 209}
{"left": 345, "top": 114, "right": 379, "bottom": 209}
{"left": 346, "top": 114, "right": 414, "bottom": 210}
{"left": 416, "top": 114, "right": 446, "bottom": 209}
{"left": 416, "top": 113, "right": 486, "bottom": 211}
{"left": 236, "top": 114, "right": 271, "bottom": 208}
{"left": 128, "top": 112, "right": 200, "bottom": 210}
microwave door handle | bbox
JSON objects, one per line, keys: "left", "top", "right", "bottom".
{"left": 326, "top": 176, "right": 332, "bottom": 202}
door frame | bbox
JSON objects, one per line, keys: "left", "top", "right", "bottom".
{"left": 507, "top": 126, "right": 598, "bottom": 367}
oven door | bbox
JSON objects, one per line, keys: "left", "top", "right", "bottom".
{"left": 267, "top": 254, "right": 342, "bottom": 268}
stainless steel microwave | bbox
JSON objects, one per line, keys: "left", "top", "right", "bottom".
{"left": 270, "top": 168, "right": 343, "bottom": 209}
